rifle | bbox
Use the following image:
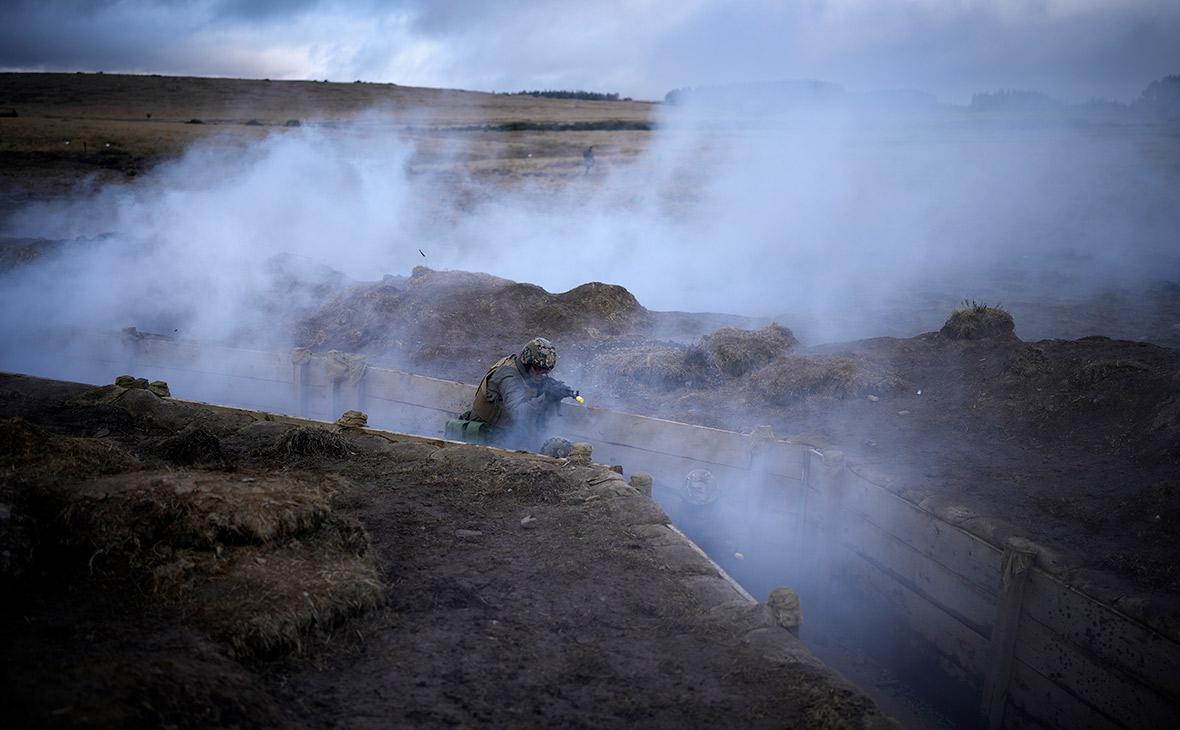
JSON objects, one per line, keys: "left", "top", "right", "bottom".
{"left": 540, "top": 376, "right": 585, "bottom": 404}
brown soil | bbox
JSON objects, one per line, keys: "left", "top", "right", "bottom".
{"left": 289, "top": 269, "right": 1180, "bottom": 617}
{"left": 292, "top": 266, "right": 758, "bottom": 384}
{"left": 0, "top": 373, "right": 892, "bottom": 728}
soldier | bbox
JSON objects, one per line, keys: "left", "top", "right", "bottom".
{"left": 582, "top": 145, "right": 595, "bottom": 174}
{"left": 463, "top": 337, "right": 579, "bottom": 450}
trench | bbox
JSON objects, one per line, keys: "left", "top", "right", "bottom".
{"left": 5, "top": 327, "right": 1178, "bottom": 730}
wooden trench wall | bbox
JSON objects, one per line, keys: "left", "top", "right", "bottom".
{"left": 25, "top": 329, "right": 1180, "bottom": 729}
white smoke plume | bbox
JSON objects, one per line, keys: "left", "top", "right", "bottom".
{"left": 1, "top": 95, "right": 1178, "bottom": 376}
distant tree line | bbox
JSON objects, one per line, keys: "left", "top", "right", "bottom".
{"left": 969, "top": 75, "right": 1180, "bottom": 113}
{"left": 510, "top": 90, "right": 630, "bottom": 102}
{"left": 664, "top": 80, "right": 845, "bottom": 107}
{"left": 663, "top": 74, "right": 1180, "bottom": 116}
{"left": 968, "top": 90, "right": 1063, "bottom": 112}
{"left": 1138, "top": 74, "right": 1180, "bottom": 111}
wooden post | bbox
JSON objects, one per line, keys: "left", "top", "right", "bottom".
{"left": 120, "top": 326, "right": 142, "bottom": 376}
{"left": 982, "top": 545, "right": 1037, "bottom": 729}
{"left": 816, "top": 449, "right": 846, "bottom": 610}
{"left": 355, "top": 370, "right": 368, "bottom": 415}
{"left": 330, "top": 379, "right": 343, "bottom": 420}
{"left": 796, "top": 447, "right": 815, "bottom": 570}
{"left": 291, "top": 348, "right": 311, "bottom": 417}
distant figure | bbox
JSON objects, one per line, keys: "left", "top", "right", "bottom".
{"left": 582, "top": 145, "right": 595, "bottom": 174}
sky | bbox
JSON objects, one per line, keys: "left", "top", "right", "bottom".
{"left": 1, "top": 0, "right": 1178, "bottom": 104}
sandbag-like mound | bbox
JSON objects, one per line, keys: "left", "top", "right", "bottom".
{"left": 940, "top": 302, "right": 1017, "bottom": 341}
{"left": 0, "top": 416, "right": 141, "bottom": 483}
{"left": 152, "top": 424, "right": 223, "bottom": 465}
{"left": 262, "top": 425, "right": 352, "bottom": 461}
{"left": 169, "top": 538, "right": 383, "bottom": 658}
{"left": 749, "top": 355, "right": 907, "bottom": 405}
{"left": 701, "top": 323, "right": 798, "bottom": 377}
{"left": 591, "top": 344, "right": 715, "bottom": 390}
{"left": 45, "top": 470, "right": 337, "bottom": 557}
{"left": 25, "top": 466, "right": 381, "bottom": 659}
{"left": 295, "top": 267, "right": 650, "bottom": 359}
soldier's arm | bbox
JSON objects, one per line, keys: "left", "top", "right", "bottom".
{"left": 496, "top": 370, "right": 546, "bottom": 421}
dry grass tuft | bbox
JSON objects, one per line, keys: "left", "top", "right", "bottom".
{"left": 701, "top": 323, "right": 798, "bottom": 377}
{"left": 167, "top": 539, "right": 383, "bottom": 658}
{"left": 750, "top": 356, "right": 908, "bottom": 405}
{"left": 592, "top": 345, "right": 714, "bottom": 390}
{"left": 1070, "top": 359, "right": 1151, "bottom": 389}
{"left": 153, "top": 424, "right": 222, "bottom": 465}
{"left": 267, "top": 426, "right": 352, "bottom": 460}
{"left": 1007, "top": 345, "right": 1050, "bottom": 376}
{"left": 940, "top": 301, "right": 1016, "bottom": 341}
{"left": 49, "top": 471, "right": 336, "bottom": 561}
{"left": 31, "top": 465, "right": 381, "bottom": 658}
{"left": 0, "top": 416, "right": 141, "bottom": 482}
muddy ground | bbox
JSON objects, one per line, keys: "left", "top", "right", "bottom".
{"left": 282, "top": 268, "right": 1180, "bottom": 629}
{"left": 0, "top": 373, "right": 894, "bottom": 728}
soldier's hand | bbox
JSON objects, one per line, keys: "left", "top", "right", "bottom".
{"left": 543, "top": 377, "right": 576, "bottom": 401}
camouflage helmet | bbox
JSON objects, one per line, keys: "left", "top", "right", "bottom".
{"left": 519, "top": 337, "right": 557, "bottom": 370}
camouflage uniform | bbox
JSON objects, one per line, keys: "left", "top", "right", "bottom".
{"left": 469, "top": 338, "right": 567, "bottom": 449}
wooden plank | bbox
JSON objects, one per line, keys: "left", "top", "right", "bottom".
{"left": 1005, "top": 658, "right": 1123, "bottom": 730}
{"left": 751, "top": 440, "right": 809, "bottom": 480}
{"left": 576, "top": 438, "right": 757, "bottom": 496}
{"left": 840, "top": 471, "right": 1003, "bottom": 596}
{"left": 838, "top": 541, "right": 991, "bottom": 683}
{"left": 1012, "top": 615, "right": 1177, "bottom": 729}
{"left": 1020, "top": 570, "right": 1180, "bottom": 706}
{"left": 837, "top": 512, "right": 997, "bottom": 637}
{"left": 559, "top": 405, "right": 755, "bottom": 470}
{"left": 362, "top": 367, "right": 474, "bottom": 414}
{"left": 983, "top": 546, "right": 1036, "bottom": 729}
{"left": 361, "top": 394, "right": 453, "bottom": 439}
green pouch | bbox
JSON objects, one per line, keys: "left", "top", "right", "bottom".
{"left": 445, "top": 419, "right": 492, "bottom": 444}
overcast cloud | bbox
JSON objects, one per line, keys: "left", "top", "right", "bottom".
{"left": 1, "top": 0, "right": 1178, "bottom": 102}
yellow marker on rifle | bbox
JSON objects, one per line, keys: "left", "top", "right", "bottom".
{"left": 575, "top": 394, "right": 585, "bottom": 404}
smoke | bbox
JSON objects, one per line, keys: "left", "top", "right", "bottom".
{"left": 2, "top": 96, "right": 1179, "bottom": 385}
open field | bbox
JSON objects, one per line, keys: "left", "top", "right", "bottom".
{"left": 2, "top": 71, "right": 1180, "bottom": 727}
{"left": 0, "top": 72, "right": 656, "bottom": 205}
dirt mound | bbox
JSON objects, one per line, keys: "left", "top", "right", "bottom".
{"left": 591, "top": 344, "right": 715, "bottom": 390}
{"left": 151, "top": 424, "right": 223, "bottom": 465}
{"left": 295, "top": 267, "right": 651, "bottom": 373}
{"left": 262, "top": 424, "right": 353, "bottom": 461}
{"left": 940, "top": 302, "right": 1017, "bottom": 341}
{"left": 168, "top": 537, "right": 382, "bottom": 658}
{"left": 0, "top": 416, "right": 141, "bottom": 482}
{"left": 701, "top": 323, "right": 799, "bottom": 376}
{"left": 43, "top": 470, "right": 336, "bottom": 558}
{"left": 749, "top": 355, "right": 908, "bottom": 405}
{"left": 9, "top": 451, "right": 380, "bottom": 660}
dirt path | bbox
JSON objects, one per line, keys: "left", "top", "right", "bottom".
{"left": 0, "top": 374, "right": 894, "bottom": 728}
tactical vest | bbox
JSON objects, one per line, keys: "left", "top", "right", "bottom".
{"left": 469, "top": 355, "right": 515, "bottom": 424}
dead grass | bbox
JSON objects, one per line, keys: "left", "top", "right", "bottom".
{"left": 592, "top": 345, "right": 713, "bottom": 390}
{"left": 940, "top": 301, "right": 1016, "bottom": 341}
{"left": 44, "top": 471, "right": 335, "bottom": 566}
{"left": 1070, "top": 359, "right": 1151, "bottom": 389}
{"left": 749, "top": 356, "right": 908, "bottom": 405}
{"left": 23, "top": 462, "right": 381, "bottom": 657}
{"left": 173, "top": 540, "right": 383, "bottom": 658}
{"left": 0, "top": 72, "right": 655, "bottom": 165}
{"left": 0, "top": 416, "right": 141, "bottom": 481}
{"left": 1007, "top": 344, "right": 1051, "bottom": 376}
{"left": 265, "top": 425, "right": 353, "bottom": 460}
{"left": 153, "top": 424, "right": 223, "bottom": 465}
{"left": 701, "top": 323, "right": 799, "bottom": 377}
